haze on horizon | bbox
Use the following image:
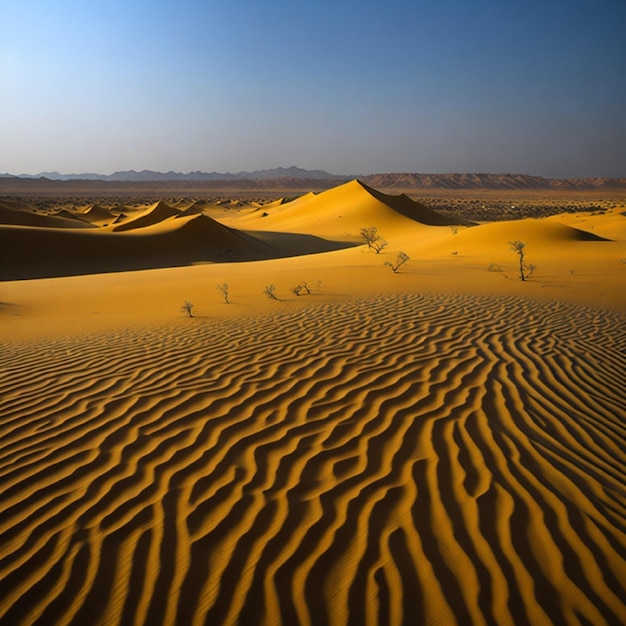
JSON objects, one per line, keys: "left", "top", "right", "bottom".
{"left": 1, "top": 0, "right": 624, "bottom": 179}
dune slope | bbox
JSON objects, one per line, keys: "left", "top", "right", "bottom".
{"left": 0, "top": 210, "right": 356, "bottom": 280}
{"left": 112, "top": 200, "right": 180, "bottom": 231}
{"left": 1, "top": 293, "right": 624, "bottom": 625}
{"left": 226, "top": 179, "right": 467, "bottom": 240}
{"left": 0, "top": 201, "right": 91, "bottom": 229}
{"left": 0, "top": 216, "right": 265, "bottom": 280}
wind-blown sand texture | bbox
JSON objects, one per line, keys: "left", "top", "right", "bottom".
{"left": 1, "top": 180, "right": 625, "bottom": 625}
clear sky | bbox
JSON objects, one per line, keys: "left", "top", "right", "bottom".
{"left": 1, "top": 0, "right": 624, "bottom": 177}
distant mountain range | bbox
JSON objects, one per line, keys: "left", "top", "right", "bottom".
{"left": 4, "top": 166, "right": 343, "bottom": 183}
{"left": 1, "top": 167, "right": 624, "bottom": 189}
{"left": 361, "top": 172, "right": 626, "bottom": 190}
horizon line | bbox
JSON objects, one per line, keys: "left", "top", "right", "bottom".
{"left": 3, "top": 167, "right": 625, "bottom": 181}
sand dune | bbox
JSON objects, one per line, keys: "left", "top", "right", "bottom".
{"left": 2, "top": 181, "right": 464, "bottom": 279}
{"left": 176, "top": 201, "right": 210, "bottom": 216}
{"left": 112, "top": 200, "right": 180, "bottom": 231}
{"left": 0, "top": 200, "right": 90, "bottom": 229}
{"left": 1, "top": 293, "right": 624, "bottom": 625}
{"left": 0, "top": 211, "right": 355, "bottom": 280}
{"left": 545, "top": 207, "right": 626, "bottom": 241}
{"left": 0, "top": 214, "right": 268, "bottom": 279}
{"left": 79, "top": 204, "right": 117, "bottom": 224}
{"left": 1, "top": 181, "right": 625, "bottom": 624}
{"left": 458, "top": 219, "right": 610, "bottom": 244}
{"left": 227, "top": 180, "right": 467, "bottom": 241}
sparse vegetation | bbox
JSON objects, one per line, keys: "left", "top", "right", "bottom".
{"left": 384, "top": 252, "right": 410, "bottom": 273}
{"left": 181, "top": 300, "right": 194, "bottom": 318}
{"left": 360, "top": 226, "right": 388, "bottom": 253}
{"left": 371, "top": 237, "right": 388, "bottom": 254}
{"left": 217, "top": 283, "right": 230, "bottom": 304}
{"left": 488, "top": 263, "right": 508, "bottom": 278}
{"left": 360, "top": 227, "right": 377, "bottom": 249}
{"left": 290, "top": 280, "right": 313, "bottom": 296}
{"left": 411, "top": 193, "right": 622, "bottom": 222}
{"left": 263, "top": 284, "right": 280, "bottom": 301}
{"left": 509, "top": 240, "right": 536, "bottom": 281}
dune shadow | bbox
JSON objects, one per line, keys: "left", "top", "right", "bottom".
{"left": 0, "top": 301, "right": 22, "bottom": 314}
{"left": 0, "top": 224, "right": 358, "bottom": 281}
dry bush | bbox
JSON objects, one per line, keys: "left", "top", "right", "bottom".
{"left": 509, "top": 240, "right": 536, "bottom": 281}
{"left": 181, "top": 300, "right": 194, "bottom": 318}
{"left": 263, "top": 284, "right": 280, "bottom": 301}
{"left": 360, "top": 226, "right": 388, "bottom": 253}
{"left": 384, "top": 252, "right": 410, "bottom": 273}
{"left": 217, "top": 283, "right": 230, "bottom": 304}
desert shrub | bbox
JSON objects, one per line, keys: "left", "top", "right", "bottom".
{"left": 290, "top": 281, "right": 313, "bottom": 296}
{"left": 488, "top": 263, "right": 509, "bottom": 278}
{"left": 384, "top": 252, "right": 410, "bottom": 273}
{"left": 509, "top": 240, "right": 536, "bottom": 281}
{"left": 217, "top": 283, "right": 230, "bottom": 304}
{"left": 360, "top": 226, "right": 378, "bottom": 249}
{"left": 263, "top": 284, "right": 280, "bottom": 301}
{"left": 372, "top": 238, "right": 388, "bottom": 254}
{"left": 360, "top": 226, "right": 388, "bottom": 253}
{"left": 181, "top": 300, "right": 194, "bottom": 318}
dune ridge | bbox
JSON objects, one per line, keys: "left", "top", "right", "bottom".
{"left": 230, "top": 180, "right": 466, "bottom": 241}
{"left": 1, "top": 292, "right": 624, "bottom": 625}
{"left": 111, "top": 201, "right": 180, "bottom": 231}
{"left": 0, "top": 200, "right": 90, "bottom": 229}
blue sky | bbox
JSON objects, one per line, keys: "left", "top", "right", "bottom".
{"left": 1, "top": 0, "right": 624, "bottom": 177}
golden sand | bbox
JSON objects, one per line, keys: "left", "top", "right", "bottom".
{"left": 1, "top": 181, "right": 625, "bottom": 625}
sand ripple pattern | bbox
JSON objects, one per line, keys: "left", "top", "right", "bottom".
{"left": 1, "top": 294, "right": 625, "bottom": 625}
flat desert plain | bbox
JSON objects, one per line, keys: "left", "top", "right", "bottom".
{"left": 1, "top": 180, "right": 625, "bottom": 625}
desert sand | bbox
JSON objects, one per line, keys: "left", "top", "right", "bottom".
{"left": 1, "top": 180, "right": 625, "bottom": 625}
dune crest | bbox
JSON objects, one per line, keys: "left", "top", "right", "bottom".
{"left": 227, "top": 179, "right": 465, "bottom": 241}
{"left": 0, "top": 200, "right": 90, "bottom": 228}
{"left": 80, "top": 203, "right": 116, "bottom": 223}
{"left": 357, "top": 180, "right": 471, "bottom": 225}
{"left": 112, "top": 200, "right": 180, "bottom": 231}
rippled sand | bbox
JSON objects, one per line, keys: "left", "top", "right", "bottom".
{"left": 2, "top": 293, "right": 624, "bottom": 625}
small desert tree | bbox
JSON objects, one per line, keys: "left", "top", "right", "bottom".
{"left": 291, "top": 284, "right": 303, "bottom": 296}
{"left": 509, "top": 240, "right": 536, "bottom": 281}
{"left": 360, "top": 226, "right": 378, "bottom": 249}
{"left": 263, "top": 284, "right": 280, "bottom": 301}
{"left": 181, "top": 300, "right": 194, "bottom": 318}
{"left": 217, "top": 283, "right": 230, "bottom": 304}
{"left": 371, "top": 237, "right": 388, "bottom": 254}
{"left": 384, "top": 252, "right": 410, "bottom": 273}
{"left": 301, "top": 280, "right": 312, "bottom": 295}
{"left": 360, "top": 226, "right": 388, "bottom": 253}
